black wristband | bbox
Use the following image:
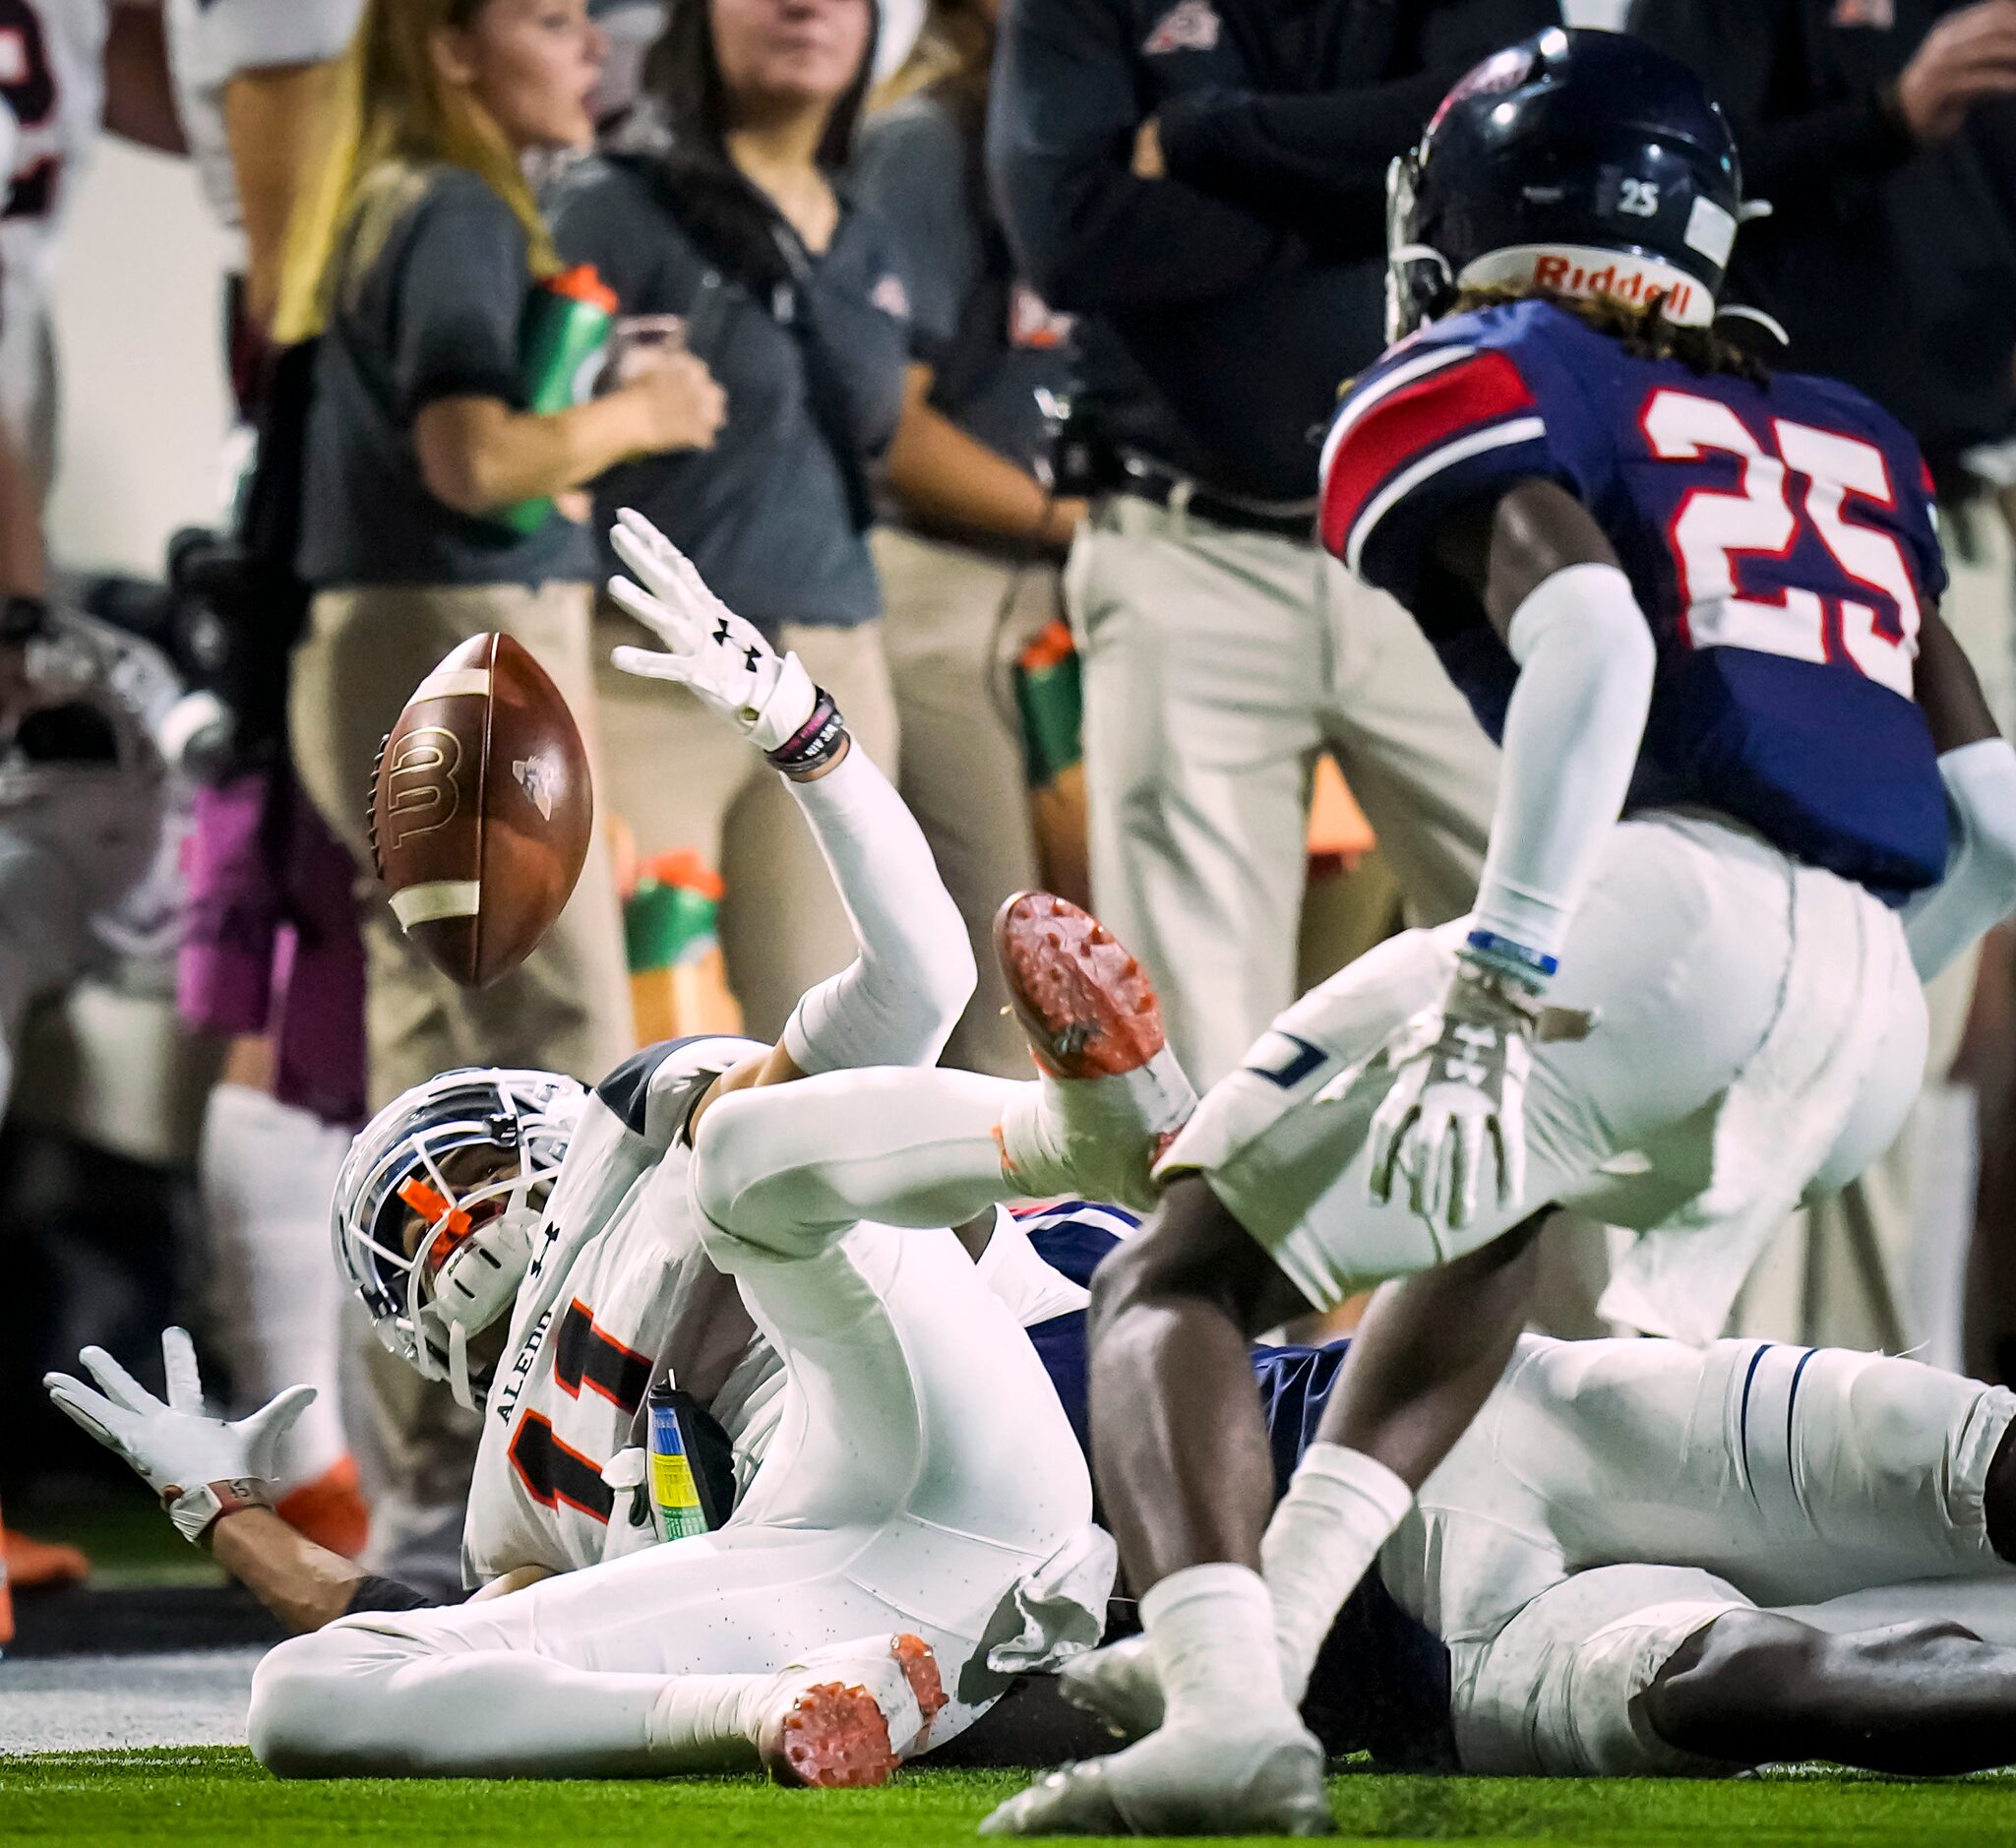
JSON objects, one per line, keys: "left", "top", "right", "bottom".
{"left": 343, "top": 1571, "right": 441, "bottom": 1615}
{"left": 764, "top": 687, "right": 847, "bottom": 777}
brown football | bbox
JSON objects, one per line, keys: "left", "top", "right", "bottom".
{"left": 369, "top": 632, "right": 592, "bottom": 989}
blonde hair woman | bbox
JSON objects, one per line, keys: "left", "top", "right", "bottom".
{"left": 276, "top": 0, "right": 726, "bottom": 1114}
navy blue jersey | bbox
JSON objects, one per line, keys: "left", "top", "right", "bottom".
{"left": 1014, "top": 1201, "right": 1453, "bottom": 1765}
{"left": 1318, "top": 299, "right": 1950, "bottom": 900}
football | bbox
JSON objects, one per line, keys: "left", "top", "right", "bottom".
{"left": 369, "top": 632, "right": 593, "bottom": 988}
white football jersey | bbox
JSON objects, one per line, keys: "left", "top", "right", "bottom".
{"left": 0, "top": 0, "right": 105, "bottom": 475}
{"left": 162, "top": 0, "right": 361, "bottom": 261}
{"left": 460, "top": 1036, "right": 1091, "bottom": 1585}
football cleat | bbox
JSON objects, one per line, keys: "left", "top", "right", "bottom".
{"left": 979, "top": 1716, "right": 1334, "bottom": 1837}
{"left": 760, "top": 1632, "right": 947, "bottom": 1790}
{"left": 993, "top": 893, "right": 1195, "bottom": 1213}
{"left": 1059, "top": 1635, "right": 1166, "bottom": 1742}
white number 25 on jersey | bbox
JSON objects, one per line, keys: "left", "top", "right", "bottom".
{"left": 1640, "top": 388, "right": 1922, "bottom": 699}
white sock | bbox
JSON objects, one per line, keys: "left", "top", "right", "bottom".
{"left": 646, "top": 1673, "right": 774, "bottom": 1771}
{"left": 1139, "top": 1562, "right": 1288, "bottom": 1726}
{"left": 1261, "top": 1444, "right": 1414, "bottom": 1707}
{"left": 779, "top": 746, "right": 976, "bottom": 1075}
{"left": 692, "top": 1066, "right": 1030, "bottom": 1256}
{"left": 201, "top": 1085, "right": 351, "bottom": 1487}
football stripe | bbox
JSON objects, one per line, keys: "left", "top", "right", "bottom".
{"left": 390, "top": 879, "right": 482, "bottom": 926}
{"left": 413, "top": 665, "right": 493, "bottom": 702}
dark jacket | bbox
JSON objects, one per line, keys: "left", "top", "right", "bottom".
{"left": 987, "top": 0, "right": 1559, "bottom": 499}
{"left": 1630, "top": 0, "right": 2016, "bottom": 480}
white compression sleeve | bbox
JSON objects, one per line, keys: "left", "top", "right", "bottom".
{"left": 1469, "top": 564, "right": 1656, "bottom": 976}
{"left": 778, "top": 744, "right": 977, "bottom": 1075}
{"left": 1901, "top": 738, "right": 2016, "bottom": 982}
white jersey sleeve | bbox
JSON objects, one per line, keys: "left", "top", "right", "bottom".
{"left": 163, "top": 0, "right": 361, "bottom": 251}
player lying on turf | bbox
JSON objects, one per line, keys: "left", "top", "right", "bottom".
{"left": 43, "top": 521, "right": 1187, "bottom": 1786}
{"left": 983, "top": 29, "right": 2016, "bottom": 1838}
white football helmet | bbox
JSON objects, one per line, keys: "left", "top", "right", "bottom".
{"left": 333, "top": 1069, "right": 587, "bottom": 1410}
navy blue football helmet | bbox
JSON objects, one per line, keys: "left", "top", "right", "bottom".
{"left": 1387, "top": 28, "right": 1747, "bottom": 341}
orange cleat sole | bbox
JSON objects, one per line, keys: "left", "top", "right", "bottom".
{"left": 765, "top": 1634, "right": 947, "bottom": 1789}
{"left": 994, "top": 892, "right": 1166, "bottom": 1079}
{"left": 890, "top": 1632, "right": 949, "bottom": 1756}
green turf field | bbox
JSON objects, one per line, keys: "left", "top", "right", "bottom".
{"left": 6, "top": 1750, "right": 2016, "bottom": 1846}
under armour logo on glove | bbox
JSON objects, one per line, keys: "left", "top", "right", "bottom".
{"left": 1367, "top": 960, "right": 1539, "bottom": 1240}
{"left": 606, "top": 508, "right": 822, "bottom": 754}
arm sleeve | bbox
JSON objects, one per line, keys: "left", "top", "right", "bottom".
{"left": 388, "top": 177, "right": 529, "bottom": 419}
{"left": 1318, "top": 340, "right": 1567, "bottom": 605}
{"left": 1626, "top": 0, "right": 1915, "bottom": 204}
{"left": 852, "top": 106, "right": 976, "bottom": 369}
{"left": 778, "top": 744, "right": 978, "bottom": 1075}
{"left": 1901, "top": 738, "right": 2016, "bottom": 981}
{"left": 985, "top": 0, "right": 1302, "bottom": 310}
{"left": 1156, "top": 0, "right": 1560, "bottom": 230}
{"left": 197, "top": 0, "right": 363, "bottom": 77}
{"left": 1472, "top": 565, "right": 1658, "bottom": 970}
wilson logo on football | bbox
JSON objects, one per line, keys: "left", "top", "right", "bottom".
{"left": 385, "top": 726, "right": 464, "bottom": 850}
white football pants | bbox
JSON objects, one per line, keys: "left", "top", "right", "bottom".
{"left": 1162, "top": 811, "right": 1926, "bottom": 1343}
{"left": 1408, "top": 1333, "right": 2016, "bottom": 1775}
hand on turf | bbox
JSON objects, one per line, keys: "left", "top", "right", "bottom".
{"left": 606, "top": 508, "right": 818, "bottom": 752}
{"left": 1367, "top": 959, "right": 1536, "bottom": 1236}
{"left": 43, "top": 1325, "right": 313, "bottom": 1501}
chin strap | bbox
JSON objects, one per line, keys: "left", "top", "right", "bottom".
{"left": 447, "top": 1318, "right": 479, "bottom": 1414}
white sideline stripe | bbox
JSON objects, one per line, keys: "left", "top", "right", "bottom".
{"left": 1346, "top": 416, "right": 1549, "bottom": 577}
{"left": 390, "top": 881, "right": 481, "bottom": 927}
{"left": 1318, "top": 341, "right": 1479, "bottom": 489}
{"left": 412, "top": 666, "right": 492, "bottom": 702}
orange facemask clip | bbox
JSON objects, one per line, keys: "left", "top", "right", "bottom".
{"left": 397, "top": 1176, "right": 474, "bottom": 1256}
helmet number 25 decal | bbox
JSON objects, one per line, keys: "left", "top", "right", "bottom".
{"left": 1641, "top": 388, "right": 1921, "bottom": 697}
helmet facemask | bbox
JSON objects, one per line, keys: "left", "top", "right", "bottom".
{"left": 1383, "top": 151, "right": 1455, "bottom": 345}
{"left": 333, "top": 1071, "right": 583, "bottom": 1412}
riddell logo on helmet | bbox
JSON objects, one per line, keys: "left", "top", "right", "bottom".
{"left": 1530, "top": 254, "right": 1696, "bottom": 321}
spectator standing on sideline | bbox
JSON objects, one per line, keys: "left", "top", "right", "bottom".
{"left": 1628, "top": 0, "right": 2016, "bottom": 1362}
{"left": 549, "top": 0, "right": 919, "bottom": 1042}
{"left": 161, "top": 0, "right": 373, "bottom": 1568}
{"left": 989, "top": 0, "right": 1558, "bottom": 1086}
{"left": 273, "top": 0, "right": 723, "bottom": 1593}
{"left": 854, "top": 0, "right": 1086, "bottom": 1077}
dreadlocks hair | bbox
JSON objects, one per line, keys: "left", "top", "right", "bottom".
{"left": 1453, "top": 283, "right": 1771, "bottom": 388}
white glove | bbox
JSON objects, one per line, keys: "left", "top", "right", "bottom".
{"left": 606, "top": 507, "right": 819, "bottom": 753}
{"left": 1365, "top": 959, "right": 1537, "bottom": 1236}
{"left": 44, "top": 1326, "right": 314, "bottom": 1540}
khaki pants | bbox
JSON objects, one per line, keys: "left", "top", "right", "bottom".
{"left": 1067, "top": 493, "right": 1498, "bottom": 1086}
{"left": 292, "top": 580, "right": 634, "bottom": 1593}
{"left": 591, "top": 608, "right": 900, "bottom": 1044}
{"left": 291, "top": 581, "right": 634, "bottom": 1107}
{"left": 872, "top": 526, "right": 1050, "bottom": 1078}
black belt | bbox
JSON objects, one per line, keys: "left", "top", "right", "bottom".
{"left": 1121, "top": 466, "right": 1317, "bottom": 542}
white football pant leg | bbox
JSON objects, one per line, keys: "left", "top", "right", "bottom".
{"left": 250, "top": 1612, "right": 768, "bottom": 1777}
{"left": 201, "top": 1084, "right": 349, "bottom": 1486}
{"left": 689, "top": 1068, "right": 1027, "bottom": 1249}
{"left": 1163, "top": 814, "right": 1880, "bottom": 1311}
